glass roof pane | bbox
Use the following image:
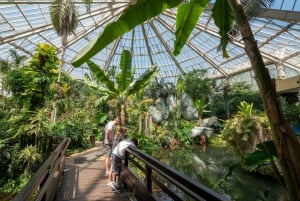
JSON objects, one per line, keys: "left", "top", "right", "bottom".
{"left": 0, "top": 1, "right": 299, "bottom": 84}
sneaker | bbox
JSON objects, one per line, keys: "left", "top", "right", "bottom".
{"left": 106, "top": 182, "right": 113, "bottom": 187}
{"left": 111, "top": 183, "right": 121, "bottom": 193}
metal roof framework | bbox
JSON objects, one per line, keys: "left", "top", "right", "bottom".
{"left": 0, "top": 0, "right": 300, "bottom": 85}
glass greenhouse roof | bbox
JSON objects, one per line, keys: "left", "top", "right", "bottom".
{"left": 0, "top": 0, "right": 300, "bottom": 85}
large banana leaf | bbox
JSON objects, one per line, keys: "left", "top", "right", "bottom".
{"left": 212, "top": 0, "right": 234, "bottom": 58}
{"left": 173, "top": 0, "right": 209, "bottom": 56}
{"left": 127, "top": 65, "right": 158, "bottom": 95}
{"left": 86, "top": 60, "right": 117, "bottom": 93}
{"left": 72, "top": 0, "right": 183, "bottom": 66}
{"left": 116, "top": 50, "right": 134, "bottom": 93}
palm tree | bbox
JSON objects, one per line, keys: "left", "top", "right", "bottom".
{"left": 86, "top": 50, "right": 158, "bottom": 126}
{"left": 50, "top": 0, "right": 78, "bottom": 82}
{"left": 50, "top": 0, "right": 78, "bottom": 122}
{"left": 71, "top": 1, "right": 300, "bottom": 200}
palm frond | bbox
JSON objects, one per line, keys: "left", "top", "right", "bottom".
{"left": 241, "top": 0, "right": 275, "bottom": 19}
{"left": 50, "top": 0, "right": 78, "bottom": 36}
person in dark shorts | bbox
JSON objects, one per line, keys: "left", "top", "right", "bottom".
{"left": 108, "top": 138, "right": 138, "bottom": 192}
{"left": 107, "top": 126, "right": 127, "bottom": 185}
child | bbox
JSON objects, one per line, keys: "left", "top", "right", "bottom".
{"left": 108, "top": 138, "right": 138, "bottom": 192}
{"left": 107, "top": 127, "right": 127, "bottom": 184}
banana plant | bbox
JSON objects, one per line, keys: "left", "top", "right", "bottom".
{"left": 87, "top": 50, "right": 158, "bottom": 125}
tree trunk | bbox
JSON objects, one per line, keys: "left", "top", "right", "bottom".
{"left": 228, "top": 1, "right": 300, "bottom": 200}
{"left": 120, "top": 104, "right": 126, "bottom": 126}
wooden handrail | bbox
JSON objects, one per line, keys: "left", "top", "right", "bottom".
{"left": 13, "top": 136, "right": 70, "bottom": 201}
{"left": 122, "top": 147, "right": 228, "bottom": 201}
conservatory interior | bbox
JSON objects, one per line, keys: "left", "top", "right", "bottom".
{"left": 0, "top": 0, "right": 300, "bottom": 201}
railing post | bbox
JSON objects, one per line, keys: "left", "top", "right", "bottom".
{"left": 145, "top": 165, "right": 152, "bottom": 193}
{"left": 47, "top": 136, "right": 53, "bottom": 156}
{"left": 124, "top": 150, "right": 129, "bottom": 167}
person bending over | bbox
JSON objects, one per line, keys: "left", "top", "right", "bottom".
{"left": 107, "top": 126, "right": 127, "bottom": 184}
{"left": 108, "top": 138, "right": 138, "bottom": 192}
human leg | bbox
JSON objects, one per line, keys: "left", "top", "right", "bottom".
{"left": 104, "top": 144, "right": 112, "bottom": 175}
{"left": 110, "top": 155, "right": 122, "bottom": 191}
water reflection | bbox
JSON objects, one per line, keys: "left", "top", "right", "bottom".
{"left": 154, "top": 145, "right": 287, "bottom": 201}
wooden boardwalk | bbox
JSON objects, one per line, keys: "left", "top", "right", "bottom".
{"left": 55, "top": 142, "right": 132, "bottom": 201}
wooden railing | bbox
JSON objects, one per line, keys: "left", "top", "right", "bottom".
{"left": 122, "top": 147, "right": 228, "bottom": 201}
{"left": 13, "top": 136, "right": 70, "bottom": 201}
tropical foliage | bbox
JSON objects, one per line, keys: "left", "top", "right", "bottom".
{"left": 86, "top": 50, "right": 158, "bottom": 125}
{"left": 221, "top": 101, "right": 272, "bottom": 157}
{"left": 0, "top": 44, "right": 109, "bottom": 195}
{"left": 177, "top": 69, "right": 214, "bottom": 102}
{"left": 2, "top": 0, "right": 300, "bottom": 200}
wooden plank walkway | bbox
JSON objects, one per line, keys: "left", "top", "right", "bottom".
{"left": 55, "top": 142, "right": 133, "bottom": 201}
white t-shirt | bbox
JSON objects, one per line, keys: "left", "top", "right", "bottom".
{"left": 104, "top": 120, "right": 117, "bottom": 145}
{"left": 112, "top": 139, "right": 136, "bottom": 159}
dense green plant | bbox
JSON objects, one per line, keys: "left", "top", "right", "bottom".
{"left": 0, "top": 43, "right": 113, "bottom": 197}
{"left": 178, "top": 70, "right": 214, "bottom": 102}
{"left": 0, "top": 173, "right": 30, "bottom": 195}
{"left": 129, "top": 132, "right": 159, "bottom": 155}
{"left": 26, "top": 108, "right": 52, "bottom": 146}
{"left": 0, "top": 143, "right": 41, "bottom": 195}
{"left": 282, "top": 101, "right": 300, "bottom": 124}
{"left": 228, "top": 82, "right": 264, "bottom": 115}
{"left": 18, "top": 145, "right": 43, "bottom": 175}
{"left": 0, "top": 49, "right": 27, "bottom": 97}
{"left": 50, "top": 112, "right": 89, "bottom": 149}
{"left": 211, "top": 81, "right": 264, "bottom": 119}
{"left": 4, "top": 43, "right": 59, "bottom": 110}
{"left": 221, "top": 101, "right": 271, "bottom": 157}
{"left": 172, "top": 127, "right": 193, "bottom": 146}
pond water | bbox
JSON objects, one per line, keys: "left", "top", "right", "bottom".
{"left": 154, "top": 145, "right": 288, "bottom": 201}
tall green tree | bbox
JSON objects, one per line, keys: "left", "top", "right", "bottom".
{"left": 86, "top": 50, "right": 157, "bottom": 126}
{"left": 71, "top": 0, "right": 300, "bottom": 199}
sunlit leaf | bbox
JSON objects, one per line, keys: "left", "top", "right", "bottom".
{"left": 116, "top": 50, "right": 133, "bottom": 92}
{"left": 174, "top": 0, "right": 209, "bottom": 56}
{"left": 86, "top": 60, "right": 117, "bottom": 93}
{"left": 212, "top": 0, "right": 234, "bottom": 58}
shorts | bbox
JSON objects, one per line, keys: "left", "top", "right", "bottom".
{"left": 104, "top": 144, "right": 112, "bottom": 157}
{"left": 111, "top": 154, "right": 122, "bottom": 175}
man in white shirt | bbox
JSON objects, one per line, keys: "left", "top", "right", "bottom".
{"left": 103, "top": 117, "right": 120, "bottom": 176}
{"left": 108, "top": 138, "right": 138, "bottom": 192}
